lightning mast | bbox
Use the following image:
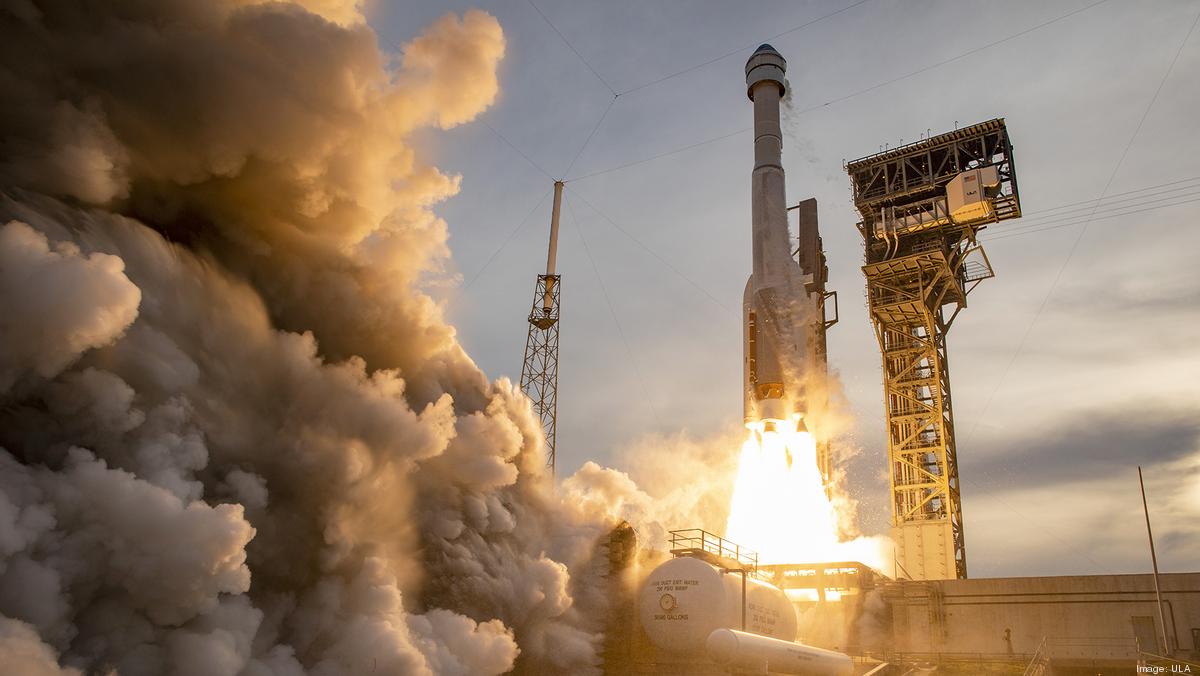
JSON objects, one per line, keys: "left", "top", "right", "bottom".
{"left": 846, "top": 120, "right": 1021, "bottom": 580}
{"left": 520, "top": 181, "right": 564, "bottom": 473}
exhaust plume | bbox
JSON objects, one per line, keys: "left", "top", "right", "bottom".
{"left": 0, "top": 1, "right": 616, "bottom": 674}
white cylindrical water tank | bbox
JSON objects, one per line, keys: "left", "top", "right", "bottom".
{"left": 638, "top": 556, "right": 798, "bottom": 653}
{"left": 706, "top": 628, "right": 853, "bottom": 676}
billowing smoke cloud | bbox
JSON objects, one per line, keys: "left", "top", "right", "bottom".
{"left": 562, "top": 429, "right": 742, "bottom": 545}
{"left": 0, "top": 222, "right": 140, "bottom": 390}
{"left": 0, "top": 1, "right": 621, "bottom": 673}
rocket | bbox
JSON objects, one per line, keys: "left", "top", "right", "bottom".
{"left": 742, "top": 44, "right": 819, "bottom": 437}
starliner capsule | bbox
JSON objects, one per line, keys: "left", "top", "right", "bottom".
{"left": 742, "top": 44, "right": 821, "bottom": 438}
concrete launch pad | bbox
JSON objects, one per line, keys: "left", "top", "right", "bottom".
{"left": 595, "top": 38, "right": 1200, "bottom": 676}
{"left": 601, "top": 525, "right": 1200, "bottom": 675}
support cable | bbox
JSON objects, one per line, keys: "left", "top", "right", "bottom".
{"left": 526, "top": 0, "right": 618, "bottom": 96}
{"left": 567, "top": 186, "right": 731, "bottom": 314}
{"left": 964, "top": 5, "right": 1200, "bottom": 445}
{"left": 562, "top": 94, "right": 618, "bottom": 179}
{"left": 988, "top": 186, "right": 1200, "bottom": 235}
{"left": 464, "top": 186, "right": 553, "bottom": 290}
{"left": 982, "top": 195, "right": 1200, "bottom": 243}
{"left": 567, "top": 128, "right": 751, "bottom": 183}
{"left": 985, "top": 184, "right": 1200, "bottom": 236}
{"left": 480, "top": 119, "right": 557, "bottom": 181}
{"left": 957, "top": 473, "right": 1118, "bottom": 575}
{"left": 567, "top": 0, "right": 1112, "bottom": 182}
{"left": 615, "top": 0, "right": 875, "bottom": 97}
{"left": 789, "top": 0, "right": 1111, "bottom": 118}
{"left": 565, "top": 198, "right": 663, "bottom": 423}
{"left": 994, "top": 175, "right": 1200, "bottom": 221}
{"left": 505, "top": 0, "right": 874, "bottom": 182}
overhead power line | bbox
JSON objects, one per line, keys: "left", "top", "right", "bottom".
{"left": 987, "top": 180, "right": 1200, "bottom": 235}
{"left": 990, "top": 189, "right": 1200, "bottom": 236}
{"left": 567, "top": 186, "right": 731, "bottom": 314}
{"left": 982, "top": 195, "right": 1200, "bottom": 243}
{"left": 463, "top": 187, "right": 552, "bottom": 290}
{"left": 1001, "top": 175, "right": 1200, "bottom": 219}
{"left": 958, "top": 473, "right": 1118, "bottom": 575}
{"left": 565, "top": 199, "right": 663, "bottom": 423}
{"left": 971, "top": 176, "right": 1200, "bottom": 242}
{"left": 616, "top": 0, "right": 876, "bottom": 97}
{"left": 568, "top": 127, "right": 752, "bottom": 183}
{"left": 505, "top": 0, "right": 875, "bottom": 183}
{"left": 567, "top": 0, "right": 1113, "bottom": 182}
{"left": 526, "top": 0, "right": 618, "bottom": 96}
{"left": 511, "top": 0, "right": 623, "bottom": 181}
{"left": 562, "top": 95, "right": 618, "bottom": 179}
{"left": 963, "top": 4, "right": 1200, "bottom": 443}
{"left": 481, "top": 119, "right": 556, "bottom": 180}
{"left": 791, "top": 0, "right": 1112, "bottom": 117}
{"left": 996, "top": 183, "right": 1200, "bottom": 232}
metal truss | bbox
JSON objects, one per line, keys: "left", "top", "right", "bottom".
{"left": 520, "top": 274, "right": 560, "bottom": 473}
{"left": 865, "top": 251, "right": 968, "bottom": 580}
{"left": 847, "top": 119, "right": 1021, "bottom": 580}
{"left": 848, "top": 119, "right": 1020, "bottom": 238}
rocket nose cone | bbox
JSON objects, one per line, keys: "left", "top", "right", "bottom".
{"left": 745, "top": 43, "right": 787, "bottom": 96}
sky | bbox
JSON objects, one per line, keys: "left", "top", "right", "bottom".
{"left": 369, "top": 0, "right": 1200, "bottom": 578}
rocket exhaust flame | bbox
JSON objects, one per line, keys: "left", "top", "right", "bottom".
{"left": 726, "top": 428, "right": 888, "bottom": 569}
{"left": 729, "top": 44, "right": 888, "bottom": 571}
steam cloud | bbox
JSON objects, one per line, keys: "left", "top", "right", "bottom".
{"left": 0, "top": 1, "right": 637, "bottom": 673}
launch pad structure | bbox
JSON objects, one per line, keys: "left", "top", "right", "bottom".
{"left": 520, "top": 181, "right": 565, "bottom": 473}
{"left": 846, "top": 120, "right": 1022, "bottom": 580}
{"left": 587, "top": 41, "right": 1200, "bottom": 676}
{"left": 790, "top": 197, "right": 839, "bottom": 483}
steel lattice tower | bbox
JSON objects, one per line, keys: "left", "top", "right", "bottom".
{"left": 846, "top": 119, "right": 1021, "bottom": 580}
{"left": 520, "top": 181, "right": 564, "bottom": 473}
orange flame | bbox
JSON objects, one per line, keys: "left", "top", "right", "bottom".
{"left": 726, "top": 425, "right": 888, "bottom": 569}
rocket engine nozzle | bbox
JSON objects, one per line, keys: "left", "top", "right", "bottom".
{"left": 746, "top": 409, "right": 807, "bottom": 446}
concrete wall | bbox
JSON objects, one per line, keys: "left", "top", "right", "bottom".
{"left": 883, "top": 572, "right": 1200, "bottom": 663}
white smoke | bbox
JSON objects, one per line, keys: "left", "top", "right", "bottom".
{"left": 0, "top": 222, "right": 140, "bottom": 391}
{"left": 0, "top": 617, "right": 82, "bottom": 676}
{"left": 0, "top": 1, "right": 622, "bottom": 673}
{"left": 561, "top": 429, "right": 743, "bottom": 548}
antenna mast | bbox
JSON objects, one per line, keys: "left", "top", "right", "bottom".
{"left": 520, "top": 181, "right": 564, "bottom": 473}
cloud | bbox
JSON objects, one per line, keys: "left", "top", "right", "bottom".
{"left": 0, "top": 221, "right": 140, "bottom": 392}
{"left": 961, "top": 405, "right": 1200, "bottom": 576}
{"left": 0, "top": 1, "right": 620, "bottom": 674}
{"left": 0, "top": 617, "right": 81, "bottom": 676}
{"left": 967, "top": 405, "right": 1200, "bottom": 494}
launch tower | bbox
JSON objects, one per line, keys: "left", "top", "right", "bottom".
{"left": 520, "top": 181, "right": 564, "bottom": 473}
{"left": 846, "top": 120, "right": 1021, "bottom": 580}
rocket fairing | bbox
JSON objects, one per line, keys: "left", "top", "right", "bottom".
{"left": 742, "top": 44, "right": 819, "bottom": 436}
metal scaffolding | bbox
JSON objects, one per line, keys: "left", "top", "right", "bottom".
{"left": 846, "top": 119, "right": 1021, "bottom": 580}
{"left": 520, "top": 274, "right": 560, "bottom": 472}
{"left": 520, "top": 181, "right": 564, "bottom": 473}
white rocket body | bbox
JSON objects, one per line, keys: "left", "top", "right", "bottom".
{"left": 742, "top": 44, "right": 815, "bottom": 433}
